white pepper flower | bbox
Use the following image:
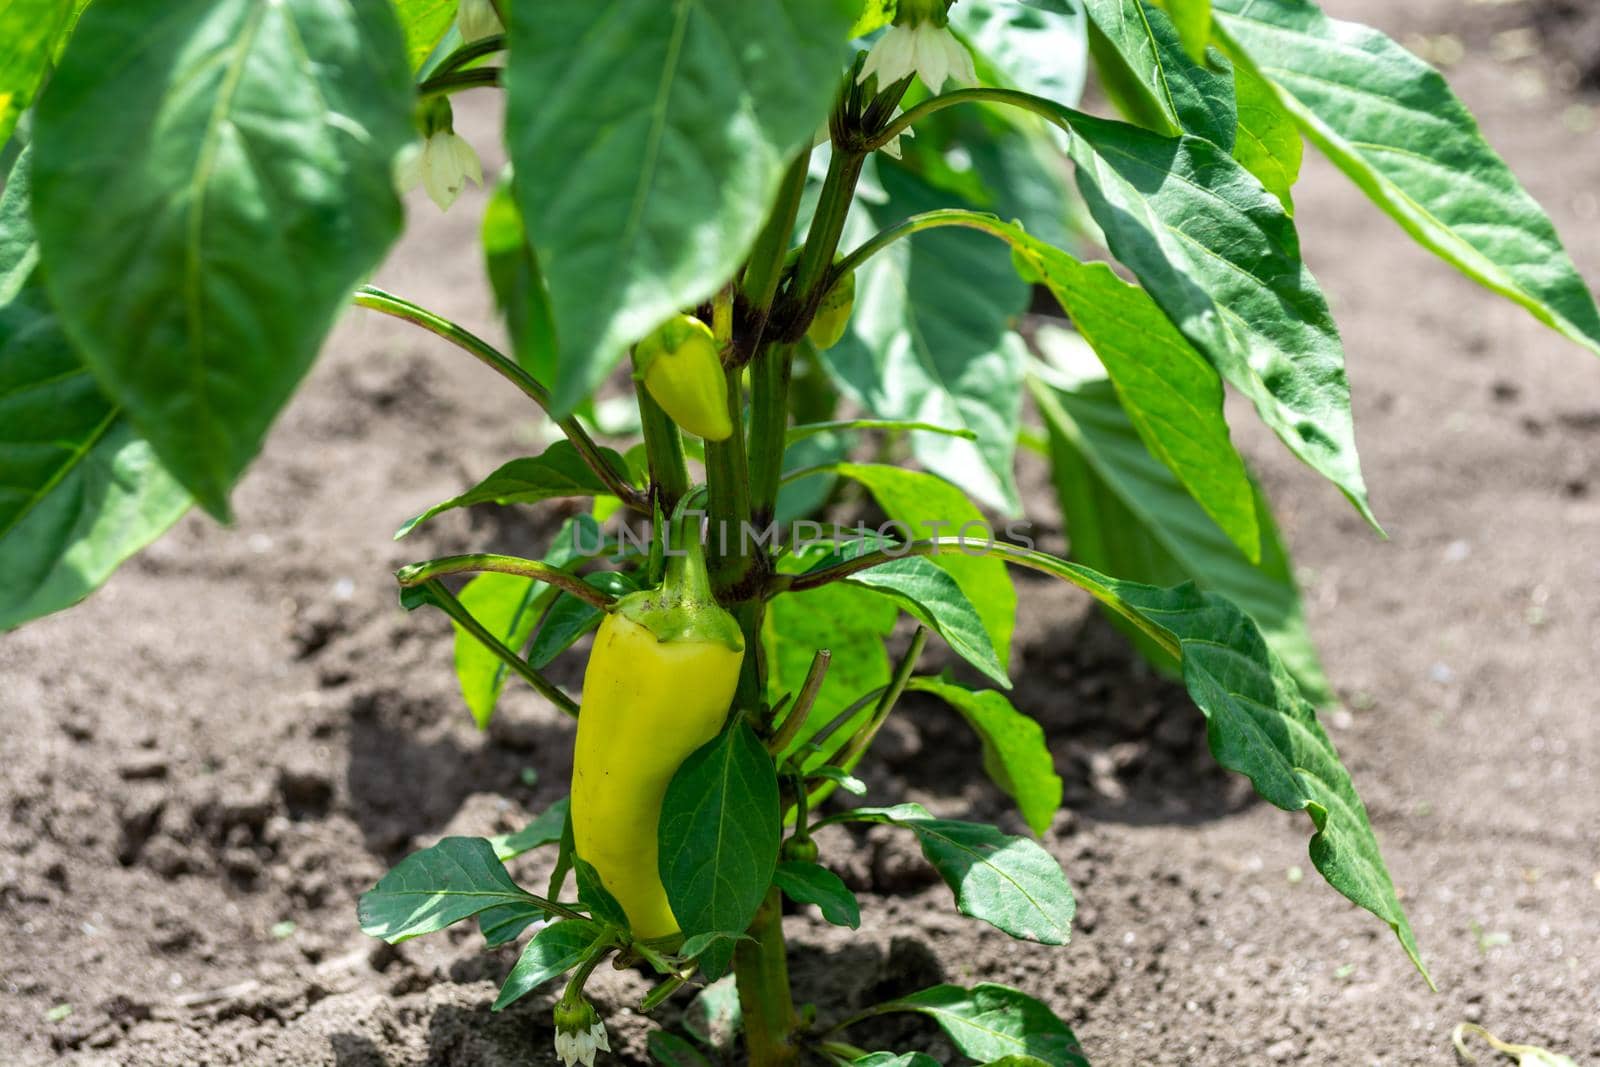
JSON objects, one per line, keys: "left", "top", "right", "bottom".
{"left": 858, "top": 18, "right": 976, "bottom": 92}
{"left": 456, "top": 0, "right": 503, "bottom": 43}
{"left": 395, "top": 129, "right": 483, "bottom": 212}
{"left": 553, "top": 1019, "right": 609, "bottom": 1066}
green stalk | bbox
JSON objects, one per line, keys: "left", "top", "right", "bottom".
{"left": 734, "top": 889, "right": 799, "bottom": 1066}
{"left": 749, "top": 342, "right": 796, "bottom": 527}
{"left": 633, "top": 358, "right": 691, "bottom": 510}
{"left": 395, "top": 553, "right": 614, "bottom": 609}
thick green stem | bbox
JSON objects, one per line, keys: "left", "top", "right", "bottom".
{"left": 735, "top": 889, "right": 799, "bottom": 1066}
{"left": 749, "top": 342, "right": 796, "bottom": 527}
{"left": 633, "top": 361, "right": 690, "bottom": 510}
{"left": 791, "top": 148, "right": 866, "bottom": 324}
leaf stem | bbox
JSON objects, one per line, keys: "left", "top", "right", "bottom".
{"left": 829, "top": 208, "right": 1012, "bottom": 286}
{"left": 831, "top": 627, "right": 927, "bottom": 772}
{"left": 395, "top": 554, "right": 616, "bottom": 610}
{"left": 353, "top": 286, "right": 646, "bottom": 513}
{"left": 407, "top": 580, "right": 580, "bottom": 719}
{"left": 771, "top": 536, "right": 1183, "bottom": 660}
{"left": 768, "top": 650, "right": 832, "bottom": 753}
{"left": 428, "top": 34, "right": 505, "bottom": 79}
{"left": 416, "top": 66, "right": 502, "bottom": 100}
{"left": 787, "top": 418, "right": 978, "bottom": 444}
{"left": 866, "top": 86, "right": 1071, "bottom": 151}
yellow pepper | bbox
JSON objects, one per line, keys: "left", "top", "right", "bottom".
{"left": 570, "top": 504, "right": 744, "bottom": 939}
{"left": 636, "top": 314, "right": 734, "bottom": 442}
{"left": 806, "top": 268, "right": 856, "bottom": 351}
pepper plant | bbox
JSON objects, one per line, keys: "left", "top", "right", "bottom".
{"left": 3, "top": 0, "right": 1596, "bottom": 1064}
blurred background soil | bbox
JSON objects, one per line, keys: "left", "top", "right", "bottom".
{"left": 2, "top": 0, "right": 1598, "bottom": 1063}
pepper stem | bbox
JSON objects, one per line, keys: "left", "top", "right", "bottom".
{"left": 662, "top": 487, "right": 716, "bottom": 608}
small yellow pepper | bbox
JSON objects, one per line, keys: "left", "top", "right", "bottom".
{"left": 636, "top": 314, "right": 734, "bottom": 442}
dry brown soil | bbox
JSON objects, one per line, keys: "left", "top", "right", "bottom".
{"left": 3, "top": 0, "right": 1598, "bottom": 1063}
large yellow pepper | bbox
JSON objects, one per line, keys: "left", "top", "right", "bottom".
{"left": 636, "top": 314, "right": 734, "bottom": 442}
{"left": 570, "top": 507, "right": 744, "bottom": 939}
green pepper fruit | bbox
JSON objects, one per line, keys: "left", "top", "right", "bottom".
{"left": 570, "top": 497, "right": 745, "bottom": 940}
{"left": 635, "top": 314, "right": 733, "bottom": 442}
{"left": 806, "top": 269, "right": 856, "bottom": 351}
{"left": 780, "top": 836, "right": 819, "bottom": 864}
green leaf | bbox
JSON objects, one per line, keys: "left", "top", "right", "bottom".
{"left": 504, "top": 0, "right": 857, "bottom": 413}
{"left": 765, "top": 580, "right": 896, "bottom": 766}
{"left": 772, "top": 861, "right": 860, "bottom": 929}
{"left": 954, "top": 0, "right": 1088, "bottom": 111}
{"left": 0, "top": 155, "right": 191, "bottom": 632}
{"left": 684, "top": 973, "right": 741, "bottom": 1051}
{"left": 489, "top": 797, "right": 571, "bottom": 862}
{"left": 874, "top": 983, "right": 1088, "bottom": 1065}
{"left": 802, "top": 539, "right": 1008, "bottom": 690}
{"left": 823, "top": 162, "right": 1028, "bottom": 514}
{"left": 649, "top": 1031, "right": 714, "bottom": 1067}
{"left": 1159, "top": 0, "right": 1212, "bottom": 58}
{"left": 907, "top": 676, "right": 1062, "bottom": 836}
{"left": 1033, "top": 369, "right": 1332, "bottom": 704}
{"left": 820, "top": 462, "right": 1017, "bottom": 672}
{"left": 810, "top": 766, "right": 867, "bottom": 796}
{"left": 453, "top": 572, "right": 552, "bottom": 728}
{"left": 658, "top": 722, "right": 781, "bottom": 980}
{"left": 852, "top": 1055, "right": 941, "bottom": 1067}
{"left": 452, "top": 515, "right": 600, "bottom": 724}
{"left": 492, "top": 919, "right": 609, "bottom": 1011}
{"left": 833, "top": 804, "right": 1073, "bottom": 945}
{"left": 526, "top": 572, "right": 639, "bottom": 670}
{"left": 1009, "top": 234, "right": 1259, "bottom": 560}
{"left": 32, "top": 0, "right": 413, "bottom": 520}
{"left": 978, "top": 547, "right": 1425, "bottom": 981}
{"left": 1213, "top": 0, "right": 1600, "bottom": 357}
{"left": 392, "top": 0, "right": 458, "bottom": 71}
{"left": 1230, "top": 56, "right": 1302, "bottom": 213}
{"left": 396, "top": 441, "right": 628, "bottom": 537}
{"left": 482, "top": 177, "right": 557, "bottom": 383}
{"left": 1081, "top": 0, "right": 1234, "bottom": 146}
{"left": 358, "top": 837, "right": 540, "bottom": 943}
{"left": 575, "top": 855, "right": 631, "bottom": 932}
{"left": 1060, "top": 106, "right": 1373, "bottom": 524}
{"left": 0, "top": 0, "right": 75, "bottom": 149}
{"left": 476, "top": 901, "right": 546, "bottom": 948}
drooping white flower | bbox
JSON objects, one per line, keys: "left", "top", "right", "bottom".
{"left": 858, "top": 19, "right": 976, "bottom": 92}
{"left": 456, "top": 0, "right": 503, "bottom": 42}
{"left": 553, "top": 1008, "right": 609, "bottom": 1067}
{"left": 395, "top": 129, "right": 483, "bottom": 211}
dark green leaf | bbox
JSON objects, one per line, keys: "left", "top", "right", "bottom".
{"left": 852, "top": 1055, "right": 941, "bottom": 1067}
{"left": 489, "top": 797, "right": 571, "bottom": 862}
{"left": 875, "top": 983, "right": 1088, "bottom": 1065}
{"left": 0, "top": 154, "right": 190, "bottom": 632}
{"left": 1032, "top": 370, "right": 1331, "bottom": 703}
{"left": 659, "top": 722, "right": 781, "bottom": 979}
{"left": 526, "top": 571, "right": 638, "bottom": 669}
{"left": 575, "top": 855, "right": 630, "bottom": 932}
{"left": 482, "top": 177, "right": 557, "bottom": 382}
{"left": 396, "top": 441, "right": 628, "bottom": 537}
{"left": 504, "top": 0, "right": 857, "bottom": 413}
{"left": 810, "top": 766, "right": 867, "bottom": 796}
{"left": 1060, "top": 106, "right": 1372, "bottom": 523}
{"left": 477, "top": 902, "right": 547, "bottom": 947}
{"left": 649, "top": 1031, "right": 714, "bottom": 1067}
{"left": 358, "top": 837, "right": 539, "bottom": 943}
{"left": 833, "top": 805, "right": 1073, "bottom": 945}
{"left": 907, "top": 676, "right": 1062, "bottom": 836}
{"left": 1214, "top": 0, "right": 1600, "bottom": 356}
{"left": 32, "top": 0, "right": 413, "bottom": 519}
{"left": 823, "top": 162, "right": 1028, "bottom": 514}
{"left": 0, "top": 0, "right": 75, "bottom": 149}
{"left": 492, "top": 919, "right": 609, "bottom": 1011}
{"left": 1009, "top": 234, "right": 1259, "bottom": 559}
{"left": 802, "top": 539, "right": 1008, "bottom": 690}
{"left": 1082, "top": 0, "right": 1234, "bottom": 146}
{"left": 772, "top": 861, "right": 859, "bottom": 929}
{"left": 821, "top": 463, "right": 1017, "bottom": 672}
{"left": 684, "top": 974, "right": 741, "bottom": 1051}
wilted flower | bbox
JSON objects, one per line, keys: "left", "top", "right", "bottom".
{"left": 394, "top": 129, "right": 483, "bottom": 212}
{"left": 456, "top": 0, "right": 503, "bottom": 42}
